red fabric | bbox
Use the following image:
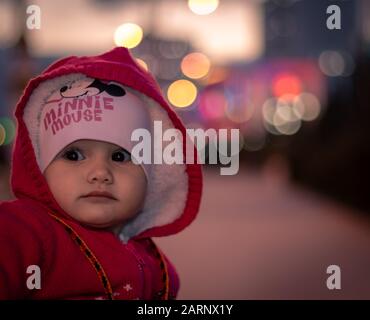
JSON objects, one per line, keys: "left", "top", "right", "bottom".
{"left": 0, "top": 47, "right": 202, "bottom": 299}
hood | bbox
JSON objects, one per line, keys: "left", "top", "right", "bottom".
{"left": 11, "top": 47, "right": 202, "bottom": 242}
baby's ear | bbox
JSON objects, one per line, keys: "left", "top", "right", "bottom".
{"left": 105, "top": 83, "right": 126, "bottom": 97}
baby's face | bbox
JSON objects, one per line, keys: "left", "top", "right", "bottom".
{"left": 44, "top": 139, "right": 147, "bottom": 233}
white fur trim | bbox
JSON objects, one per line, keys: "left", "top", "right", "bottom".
{"left": 24, "top": 74, "right": 89, "bottom": 166}
{"left": 23, "top": 73, "right": 188, "bottom": 242}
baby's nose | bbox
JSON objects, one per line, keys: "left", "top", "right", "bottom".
{"left": 87, "top": 162, "right": 113, "bottom": 184}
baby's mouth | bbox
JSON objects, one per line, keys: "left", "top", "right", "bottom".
{"left": 81, "top": 191, "right": 117, "bottom": 200}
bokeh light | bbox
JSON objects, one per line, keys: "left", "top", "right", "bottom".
{"left": 0, "top": 117, "right": 16, "bottom": 146}
{"left": 158, "top": 60, "right": 180, "bottom": 80}
{"left": 167, "top": 79, "right": 197, "bottom": 108}
{"left": 262, "top": 97, "right": 277, "bottom": 125}
{"left": 262, "top": 97, "right": 302, "bottom": 135}
{"left": 243, "top": 133, "right": 266, "bottom": 152}
{"left": 264, "top": 121, "right": 281, "bottom": 136}
{"left": 158, "top": 41, "right": 189, "bottom": 59}
{"left": 0, "top": 124, "right": 5, "bottom": 146}
{"left": 318, "top": 50, "right": 344, "bottom": 77}
{"left": 188, "top": 0, "right": 219, "bottom": 15}
{"left": 274, "top": 106, "right": 298, "bottom": 126}
{"left": 269, "top": 11, "right": 297, "bottom": 38}
{"left": 181, "top": 52, "right": 211, "bottom": 79}
{"left": 135, "top": 58, "right": 148, "bottom": 71}
{"left": 274, "top": 117, "right": 301, "bottom": 135}
{"left": 137, "top": 54, "right": 159, "bottom": 76}
{"left": 199, "top": 90, "right": 227, "bottom": 120}
{"left": 203, "top": 66, "right": 229, "bottom": 85}
{"left": 340, "top": 51, "right": 355, "bottom": 76}
{"left": 293, "top": 92, "right": 321, "bottom": 121}
{"left": 276, "top": 95, "right": 299, "bottom": 122}
{"left": 114, "top": 23, "right": 143, "bottom": 49}
{"left": 224, "top": 91, "right": 255, "bottom": 124}
{"left": 272, "top": 73, "right": 302, "bottom": 97}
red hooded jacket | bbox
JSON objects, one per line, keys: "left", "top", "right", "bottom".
{"left": 0, "top": 47, "right": 202, "bottom": 299}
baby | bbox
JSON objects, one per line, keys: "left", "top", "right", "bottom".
{"left": 0, "top": 47, "right": 202, "bottom": 299}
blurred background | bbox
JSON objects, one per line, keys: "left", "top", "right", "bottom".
{"left": 1, "top": 0, "right": 370, "bottom": 299}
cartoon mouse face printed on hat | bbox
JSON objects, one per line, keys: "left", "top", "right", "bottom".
{"left": 59, "top": 78, "right": 126, "bottom": 98}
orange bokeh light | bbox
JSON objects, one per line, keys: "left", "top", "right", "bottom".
{"left": 272, "top": 73, "right": 302, "bottom": 97}
{"left": 181, "top": 52, "right": 211, "bottom": 79}
{"left": 167, "top": 79, "right": 197, "bottom": 108}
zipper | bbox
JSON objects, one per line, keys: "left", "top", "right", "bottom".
{"left": 124, "top": 241, "right": 146, "bottom": 298}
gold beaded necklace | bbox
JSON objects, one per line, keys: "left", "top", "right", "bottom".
{"left": 48, "top": 212, "right": 169, "bottom": 300}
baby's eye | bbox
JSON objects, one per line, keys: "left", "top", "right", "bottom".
{"left": 62, "top": 149, "right": 85, "bottom": 161}
{"left": 112, "top": 149, "right": 131, "bottom": 162}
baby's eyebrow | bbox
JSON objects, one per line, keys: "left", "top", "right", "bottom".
{"left": 58, "top": 145, "right": 82, "bottom": 154}
{"left": 113, "top": 147, "right": 130, "bottom": 154}
{"left": 64, "top": 144, "right": 82, "bottom": 150}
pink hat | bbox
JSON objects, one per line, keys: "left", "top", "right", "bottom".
{"left": 39, "top": 77, "right": 151, "bottom": 175}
